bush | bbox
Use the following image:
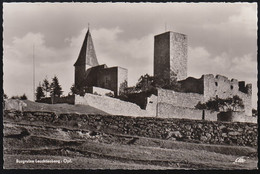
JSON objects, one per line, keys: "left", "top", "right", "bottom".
{"left": 11, "top": 94, "right": 28, "bottom": 100}
{"left": 105, "top": 92, "right": 114, "bottom": 97}
{"left": 195, "top": 95, "right": 244, "bottom": 112}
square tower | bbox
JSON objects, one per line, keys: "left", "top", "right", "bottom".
{"left": 154, "top": 31, "right": 187, "bottom": 81}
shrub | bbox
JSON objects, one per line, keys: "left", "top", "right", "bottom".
{"left": 195, "top": 95, "right": 244, "bottom": 112}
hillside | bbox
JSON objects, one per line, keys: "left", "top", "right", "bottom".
{"left": 22, "top": 100, "right": 108, "bottom": 115}
{"left": 3, "top": 100, "right": 258, "bottom": 169}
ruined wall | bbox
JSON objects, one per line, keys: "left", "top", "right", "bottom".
{"left": 97, "top": 67, "right": 118, "bottom": 96}
{"left": 203, "top": 74, "right": 252, "bottom": 116}
{"left": 157, "top": 88, "right": 204, "bottom": 108}
{"left": 88, "top": 66, "right": 128, "bottom": 97}
{"left": 178, "top": 76, "right": 204, "bottom": 94}
{"left": 117, "top": 67, "right": 128, "bottom": 96}
{"left": 75, "top": 94, "right": 156, "bottom": 117}
{"left": 85, "top": 65, "right": 107, "bottom": 88}
{"left": 154, "top": 31, "right": 187, "bottom": 81}
{"left": 5, "top": 110, "right": 257, "bottom": 147}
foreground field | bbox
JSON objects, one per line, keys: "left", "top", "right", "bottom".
{"left": 3, "top": 121, "right": 258, "bottom": 169}
{"left": 3, "top": 100, "right": 258, "bottom": 169}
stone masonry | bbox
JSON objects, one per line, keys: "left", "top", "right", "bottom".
{"left": 74, "top": 29, "right": 128, "bottom": 96}
{"left": 154, "top": 31, "right": 187, "bottom": 81}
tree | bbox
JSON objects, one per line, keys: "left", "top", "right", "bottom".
{"left": 20, "top": 94, "right": 28, "bottom": 100}
{"left": 135, "top": 74, "right": 155, "bottom": 91}
{"left": 252, "top": 109, "right": 258, "bottom": 117}
{"left": 70, "top": 84, "right": 87, "bottom": 96}
{"left": 11, "top": 95, "right": 20, "bottom": 99}
{"left": 36, "top": 83, "right": 45, "bottom": 101}
{"left": 154, "top": 71, "right": 181, "bottom": 91}
{"left": 195, "top": 95, "right": 244, "bottom": 112}
{"left": 50, "top": 75, "right": 63, "bottom": 97}
{"left": 3, "top": 93, "right": 8, "bottom": 99}
{"left": 134, "top": 73, "right": 181, "bottom": 92}
{"left": 11, "top": 94, "right": 27, "bottom": 100}
{"left": 42, "top": 78, "right": 50, "bottom": 97}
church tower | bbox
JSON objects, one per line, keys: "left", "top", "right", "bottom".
{"left": 74, "top": 29, "right": 99, "bottom": 88}
{"left": 154, "top": 31, "right": 187, "bottom": 81}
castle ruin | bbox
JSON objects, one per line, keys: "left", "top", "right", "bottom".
{"left": 153, "top": 31, "right": 252, "bottom": 117}
{"left": 74, "top": 29, "right": 254, "bottom": 122}
{"left": 74, "top": 29, "right": 128, "bottom": 96}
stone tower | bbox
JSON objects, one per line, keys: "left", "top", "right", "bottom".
{"left": 154, "top": 31, "right": 187, "bottom": 81}
{"left": 74, "top": 29, "right": 99, "bottom": 88}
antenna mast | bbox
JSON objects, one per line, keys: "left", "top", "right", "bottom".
{"left": 33, "top": 44, "right": 35, "bottom": 101}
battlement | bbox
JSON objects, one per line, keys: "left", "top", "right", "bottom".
{"left": 203, "top": 74, "right": 251, "bottom": 95}
{"left": 239, "top": 81, "right": 252, "bottom": 94}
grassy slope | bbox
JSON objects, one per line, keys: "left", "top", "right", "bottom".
{"left": 22, "top": 100, "right": 108, "bottom": 115}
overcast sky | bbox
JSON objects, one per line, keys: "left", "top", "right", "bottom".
{"left": 3, "top": 3, "right": 257, "bottom": 108}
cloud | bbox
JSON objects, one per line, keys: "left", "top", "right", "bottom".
{"left": 228, "top": 5, "right": 257, "bottom": 37}
{"left": 3, "top": 32, "right": 75, "bottom": 100}
{"left": 201, "top": 5, "right": 257, "bottom": 37}
{"left": 4, "top": 27, "right": 155, "bottom": 100}
{"left": 3, "top": 3, "right": 257, "bottom": 108}
{"left": 188, "top": 46, "right": 257, "bottom": 109}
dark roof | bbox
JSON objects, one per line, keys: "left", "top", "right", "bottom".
{"left": 74, "top": 29, "right": 99, "bottom": 66}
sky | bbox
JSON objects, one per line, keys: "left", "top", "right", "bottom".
{"left": 3, "top": 2, "right": 258, "bottom": 109}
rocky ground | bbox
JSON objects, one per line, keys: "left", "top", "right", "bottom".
{"left": 3, "top": 100, "right": 258, "bottom": 170}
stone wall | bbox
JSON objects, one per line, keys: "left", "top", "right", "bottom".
{"left": 75, "top": 92, "right": 256, "bottom": 123}
{"left": 97, "top": 66, "right": 118, "bottom": 95}
{"left": 92, "top": 86, "right": 114, "bottom": 96}
{"left": 217, "top": 111, "right": 257, "bottom": 124}
{"left": 117, "top": 67, "right": 128, "bottom": 96}
{"left": 4, "top": 110, "right": 257, "bottom": 147}
{"left": 157, "top": 88, "right": 204, "bottom": 108}
{"left": 75, "top": 94, "right": 156, "bottom": 117}
{"left": 203, "top": 74, "right": 252, "bottom": 116}
{"left": 178, "top": 76, "right": 204, "bottom": 94}
{"left": 157, "top": 103, "right": 218, "bottom": 121}
{"left": 4, "top": 99, "right": 27, "bottom": 111}
{"left": 85, "top": 65, "right": 128, "bottom": 97}
{"left": 154, "top": 31, "right": 188, "bottom": 81}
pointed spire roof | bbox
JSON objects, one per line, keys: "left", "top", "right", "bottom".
{"left": 74, "top": 29, "right": 99, "bottom": 67}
